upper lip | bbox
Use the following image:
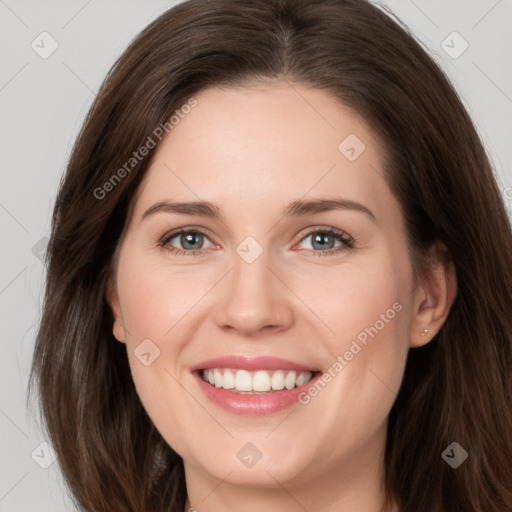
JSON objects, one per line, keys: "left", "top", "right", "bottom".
{"left": 190, "top": 355, "right": 319, "bottom": 373}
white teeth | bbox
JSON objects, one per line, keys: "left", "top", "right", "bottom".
{"left": 296, "top": 371, "right": 312, "bottom": 387}
{"left": 253, "top": 371, "right": 271, "bottom": 392}
{"left": 284, "top": 370, "right": 297, "bottom": 390}
{"left": 222, "top": 369, "right": 235, "bottom": 389}
{"left": 201, "top": 368, "right": 314, "bottom": 392}
{"left": 271, "top": 370, "right": 285, "bottom": 390}
{"left": 235, "top": 370, "right": 252, "bottom": 391}
{"left": 214, "top": 368, "right": 223, "bottom": 388}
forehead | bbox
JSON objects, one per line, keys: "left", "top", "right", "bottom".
{"left": 131, "top": 83, "right": 393, "bottom": 223}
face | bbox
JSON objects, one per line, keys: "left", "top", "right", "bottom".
{"left": 108, "top": 83, "right": 424, "bottom": 497}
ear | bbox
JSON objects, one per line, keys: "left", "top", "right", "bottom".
{"left": 106, "top": 277, "right": 127, "bottom": 344}
{"left": 409, "top": 241, "right": 457, "bottom": 348}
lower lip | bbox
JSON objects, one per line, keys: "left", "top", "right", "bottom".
{"left": 193, "top": 371, "right": 321, "bottom": 415}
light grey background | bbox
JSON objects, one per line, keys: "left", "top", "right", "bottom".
{"left": 1, "top": 1, "right": 511, "bottom": 510}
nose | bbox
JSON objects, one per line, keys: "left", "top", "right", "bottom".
{"left": 212, "top": 245, "right": 295, "bottom": 337}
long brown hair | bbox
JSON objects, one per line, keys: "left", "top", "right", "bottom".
{"left": 29, "top": 1, "right": 512, "bottom": 510}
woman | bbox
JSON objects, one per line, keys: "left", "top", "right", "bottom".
{"left": 30, "top": 0, "right": 512, "bottom": 510}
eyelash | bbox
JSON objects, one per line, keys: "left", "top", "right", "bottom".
{"left": 158, "top": 226, "right": 355, "bottom": 257}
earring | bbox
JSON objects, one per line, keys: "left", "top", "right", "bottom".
{"left": 420, "top": 328, "right": 428, "bottom": 336}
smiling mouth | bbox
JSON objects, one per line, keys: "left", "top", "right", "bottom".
{"left": 199, "top": 368, "right": 318, "bottom": 393}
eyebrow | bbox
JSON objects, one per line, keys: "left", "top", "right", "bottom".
{"left": 140, "top": 198, "right": 376, "bottom": 223}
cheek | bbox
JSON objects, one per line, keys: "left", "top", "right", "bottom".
{"left": 311, "top": 254, "right": 410, "bottom": 358}
{"left": 300, "top": 246, "right": 411, "bottom": 410}
{"left": 320, "top": 271, "right": 408, "bottom": 415}
{"left": 114, "top": 251, "right": 222, "bottom": 444}
{"left": 117, "top": 257, "right": 207, "bottom": 345}
{"left": 116, "top": 262, "right": 200, "bottom": 457}
{"left": 292, "top": 276, "right": 410, "bottom": 465}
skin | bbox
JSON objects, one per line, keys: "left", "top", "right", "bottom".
{"left": 108, "top": 82, "right": 456, "bottom": 512}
